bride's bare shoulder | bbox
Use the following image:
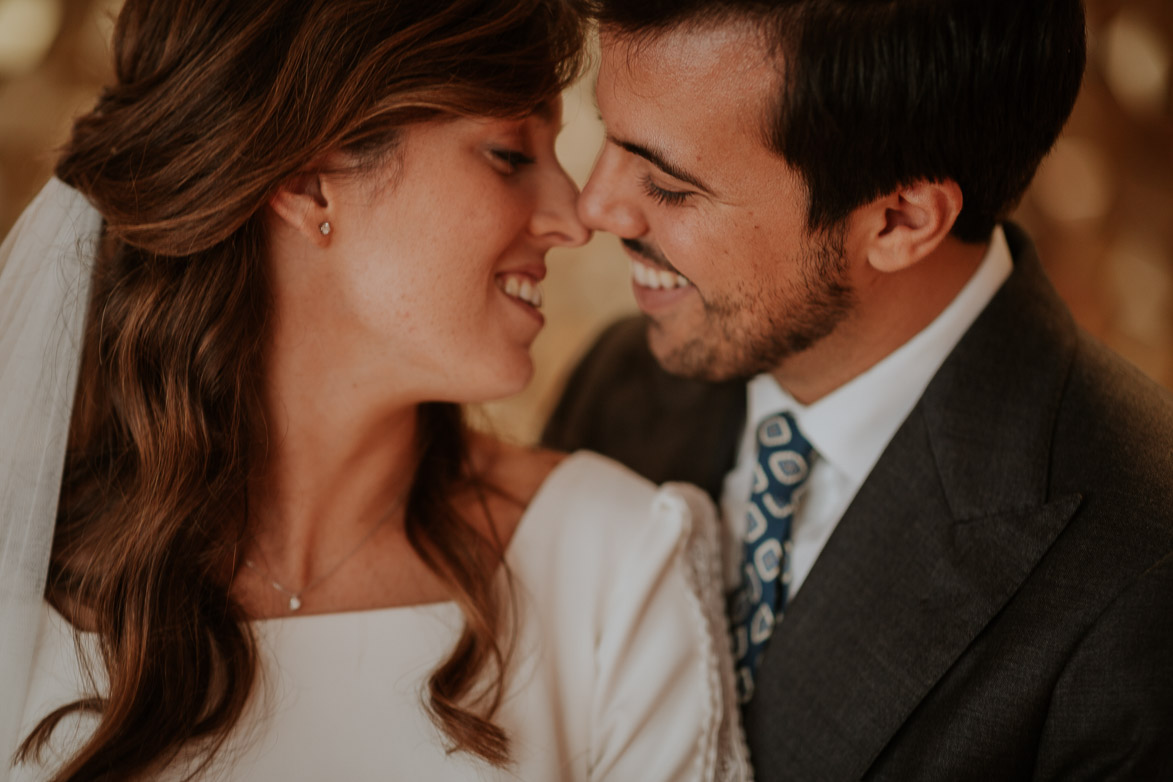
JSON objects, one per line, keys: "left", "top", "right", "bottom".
{"left": 470, "top": 432, "right": 567, "bottom": 507}
{"left": 462, "top": 432, "right": 568, "bottom": 546}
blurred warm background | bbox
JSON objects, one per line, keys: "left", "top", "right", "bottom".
{"left": 2, "top": 0, "right": 1171, "bottom": 443}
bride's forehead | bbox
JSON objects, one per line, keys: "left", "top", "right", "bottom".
{"left": 459, "top": 99, "right": 565, "bottom": 135}
{"left": 406, "top": 110, "right": 561, "bottom": 148}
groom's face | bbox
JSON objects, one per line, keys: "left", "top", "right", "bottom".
{"left": 579, "top": 22, "right": 855, "bottom": 382}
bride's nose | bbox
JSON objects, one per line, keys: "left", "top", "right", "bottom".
{"left": 530, "top": 166, "right": 592, "bottom": 248}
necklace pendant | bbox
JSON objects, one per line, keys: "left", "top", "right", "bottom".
{"left": 288, "top": 595, "right": 302, "bottom": 612}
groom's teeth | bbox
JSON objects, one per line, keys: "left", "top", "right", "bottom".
{"left": 643, "top": 264, "right": 661, "bottom": 289}
{"left": 630, "top": 258, "right": 691, "bottom": 290}
{"left": 631, "top": 260, "right": 650, "bottom": 287}
{"left": 497, "top": 273, "right": 543, "bottom": 308}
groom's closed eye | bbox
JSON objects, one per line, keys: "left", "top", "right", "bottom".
{"left": 607, "top": 135, "right": 714, "bottom": 196}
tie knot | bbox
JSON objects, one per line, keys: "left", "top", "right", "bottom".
{"left": 756, "top": 412, "right": 812, "bottom": 455}
{"left": 754, "top": 412, "right": 814, "bottom": 488}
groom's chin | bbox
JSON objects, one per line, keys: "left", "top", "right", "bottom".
{"left": 645, "top": 320, "right": 740, "bottom": 384}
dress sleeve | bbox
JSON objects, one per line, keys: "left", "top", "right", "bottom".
{"left": 587, "top": 483, "right": 752, "bottom": 782}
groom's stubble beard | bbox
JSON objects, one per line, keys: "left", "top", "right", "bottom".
{"left": 644, "top": 224, "right": 855, "bottom": 383}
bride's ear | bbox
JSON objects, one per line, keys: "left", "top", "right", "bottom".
{"left": 268, "top": 172, "right": 333, "bottom": 247}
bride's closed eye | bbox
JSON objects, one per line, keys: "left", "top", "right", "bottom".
{"left": 489, "top": 148, "right": 536, "bottom": 174}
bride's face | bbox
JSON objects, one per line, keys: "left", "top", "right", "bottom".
{"left": 305, "top": 101, "right": 589, "bottom": 404}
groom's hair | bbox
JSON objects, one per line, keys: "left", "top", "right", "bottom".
{"left": 588, "top": 0, "right": 1087, "bottom": 243}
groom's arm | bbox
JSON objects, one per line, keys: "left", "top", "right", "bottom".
{"left": 541, "top": 315, "right": 746, "bottom": 502}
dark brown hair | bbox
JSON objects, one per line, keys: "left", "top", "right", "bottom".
{"left": 17, "top": 0, "right": 584, "bottom": 778}
{"left": 590, "top": 0, "right": 1086, "bottom": 242}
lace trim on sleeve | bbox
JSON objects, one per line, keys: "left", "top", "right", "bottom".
{"left": 655, "top": 485, "right": 754, "bottom": 782}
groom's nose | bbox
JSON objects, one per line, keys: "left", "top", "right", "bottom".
{"left": 577, "top": 145, "right": 648, "bottom": 239}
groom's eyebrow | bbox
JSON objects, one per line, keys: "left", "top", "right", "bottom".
{"left": 608, "top": 134, "right": 714, "bottom": 195}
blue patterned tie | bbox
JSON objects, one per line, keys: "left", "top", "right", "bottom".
{"left": 728, "top": 411, "right": 814, "bottom": 704}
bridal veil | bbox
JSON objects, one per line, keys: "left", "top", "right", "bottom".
{"left": 0, "top": 179, "right": 99, "bottom": 782}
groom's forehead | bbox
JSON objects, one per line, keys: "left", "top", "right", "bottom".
{"left": 600, "top": 18, "right": 778, "bottom": 74}
{"left": 594, "top": 22, "right": 782, "bottom": 150}
{"left": 595, "top": 22, "right": 779, "bottom": 103}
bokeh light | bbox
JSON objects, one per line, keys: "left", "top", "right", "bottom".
{"left": 0, "top": 0, "right": 64, "bottom": 77}
{"left": 1101, "top": 10, "right": 1172, "bottom": 118}
{"left": 1107, "top": 235, "right": 1172, "bottom": 344}
{"left": 1032, "top": 137, "right": 1116, "bottom": 223}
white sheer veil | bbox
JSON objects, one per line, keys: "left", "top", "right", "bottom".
{"left": 0, "top": 178, "right": 100, "bottom": 782}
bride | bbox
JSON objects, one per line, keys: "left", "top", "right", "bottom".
{"left": 0, "top": 0, "right": 748, "bottom": 780}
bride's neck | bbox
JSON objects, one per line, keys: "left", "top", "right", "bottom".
{"left": 249, "top": 338, "right": 421, "bottom": 582}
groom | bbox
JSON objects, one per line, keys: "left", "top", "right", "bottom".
{"left": 545, "top": 1, "right": 1173, "bottom": 779}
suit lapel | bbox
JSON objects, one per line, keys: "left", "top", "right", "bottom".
{"left": 746, "top": 415, "right": 1081, "bottom": 779}
{"left": 745, "top": 226, "right": 1085, "bottom": 780}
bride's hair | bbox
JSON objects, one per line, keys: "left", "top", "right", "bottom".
{"left": 17, "top": 0, "right": 584, "bottom": 778}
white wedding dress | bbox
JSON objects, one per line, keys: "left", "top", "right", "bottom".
{"left": 13, "top": 452, "right": 750, "bottom": 781}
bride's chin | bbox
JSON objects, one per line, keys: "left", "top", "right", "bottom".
{"left": 446, "top": 355, "right": 536, "bottom": 406}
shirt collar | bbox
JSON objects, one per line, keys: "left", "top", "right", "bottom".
{"left": 745, "top": 225, "right": 1014, "bottom": 484}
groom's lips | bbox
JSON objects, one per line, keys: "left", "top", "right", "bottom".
{"left": 622, "top": 238, "right": 676, "bottom": 270}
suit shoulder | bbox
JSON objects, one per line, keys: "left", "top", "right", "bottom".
{"left": 593, "top": 315, "right": 655, "bottom": 359}
{"left": 1056, "top": 332, "right": 1173, "bottom": 497}
{"left": 1050, "top": 331, "right": 1173, "bottom": 555}
{"left": 541, "top": 316, "right": 657, "bottom": 452}
{"left": 564, "top": 315, "right": 660, "bottom": 386}
{"left": 541, "top": 317, "right": 746, "bottom": 497}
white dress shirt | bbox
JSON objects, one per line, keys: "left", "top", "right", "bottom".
{"left": 719, "top": 227, "right": 1014, "bottom": 600}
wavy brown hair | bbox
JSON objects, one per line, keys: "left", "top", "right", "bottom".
{"left": 16, "top": 0, "right": 584, "bottom": 779}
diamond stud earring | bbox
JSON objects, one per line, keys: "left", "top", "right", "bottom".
{"left": 319, "top": 222, "right": 332, "bottom": 236}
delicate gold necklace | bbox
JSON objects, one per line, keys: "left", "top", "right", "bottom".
{"left": 243, "top": 495, "right": 407, "bottom": 612}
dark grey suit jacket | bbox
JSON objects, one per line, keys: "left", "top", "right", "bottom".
{"left": 542, "top": 225, "right": 1173, "bottom": 780}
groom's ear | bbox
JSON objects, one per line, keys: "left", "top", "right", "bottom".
{"left": 268, "top": 171, "right": 332, "bottom": 248}
{"left": 855, "top": 179, "right": 963, "bottom": 273}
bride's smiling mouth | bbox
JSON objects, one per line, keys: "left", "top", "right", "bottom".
{"left": 496, "top": 272, "right": 544, "bottom": 308}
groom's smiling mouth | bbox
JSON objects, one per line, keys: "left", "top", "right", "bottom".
{"left": 631, "top": 258, "right": 692, "bottom": 290}
{"left": 622, "top": 238, "right": 692, "bottom": 291}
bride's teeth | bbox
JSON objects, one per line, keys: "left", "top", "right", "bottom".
{"left": 676, "top": 274, "right": 690, "bottom": 287}
{"left": 658, "top": 270, "right": 676, "bottom": 289}
{"left": 498, "top": 273, "right": 543, "bottom": 308}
